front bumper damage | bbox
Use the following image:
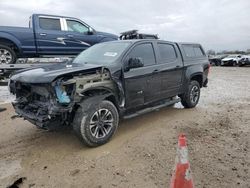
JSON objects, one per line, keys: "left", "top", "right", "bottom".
{"left": 8, "top": 68, "right": 121, "bottom": 129}
{"left": 9, "top": 81, "right": 74, "bottom": 129}
{"left": 12, "top": 99, "right": 73, "bottom": 128}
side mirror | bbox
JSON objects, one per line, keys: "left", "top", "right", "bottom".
{"left": 125, "top": 57, "right": 144, "bottom": 71}
{"left": 88, "top": 27, "right": 94, "bottom": 35}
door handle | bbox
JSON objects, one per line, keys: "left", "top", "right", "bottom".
{"left": 67, "top": 34, "right": 74, "bottom": 38}
{"left": 176, "top": 65, "right": 181, "bottom": 68}
{"left": 152, "top": 69, "right": 159, "bottom": 73}
{"left": 39, "top": 33, "right": 47, "bottom": 36}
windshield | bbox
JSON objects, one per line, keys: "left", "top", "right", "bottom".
{"left": 73, "top": 42, "right": 131, "bottom": 65}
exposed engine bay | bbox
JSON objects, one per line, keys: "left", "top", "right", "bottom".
{"left": 9, "top": 68, "right": 118, "bottom": 129}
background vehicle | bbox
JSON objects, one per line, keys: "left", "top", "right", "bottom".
{"left": 221, "top": 54, "right": 242, "bottom": 66}
{"left": 239, "top": 55, "right": 250, "bottom": 66}
{"left": 9, "top": 39, "right": 209, "bottom": 147}
{"left": 0, "top": 14, "right": 118, "bottom": 64}
{"left": 209, "top": 54, "right": 228, "bottom": 66}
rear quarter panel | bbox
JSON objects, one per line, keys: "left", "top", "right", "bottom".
{"left": 177, "top": 43, "right": 209, "bottom": 93}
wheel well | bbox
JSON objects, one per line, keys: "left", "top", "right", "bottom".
{"left": 105, "top": 95, "right": 118, "bottom": 108}
{"left": 190, "top": 74, "right": 203, "bottom": 87}
{"left": 83, "top": 88, "right": 112, "bottom": 97}
{"left": 71, "top": 89, "right": 119, "bottom": 123}
{"left": 0, "top": 38, "right": 19, "bottom": 56}
{"left": 82, "top": 88, "right": 119, "bottom": 109}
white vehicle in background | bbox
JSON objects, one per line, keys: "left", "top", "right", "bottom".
{"left": 238, "top": 55, "right": 250, "bottom": 66}
{"left": 221, "top": 54, "right": 242, "bottom": 66}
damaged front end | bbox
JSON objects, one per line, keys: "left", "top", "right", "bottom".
{"left": 9, "top": 68, "right": 119, "bottom": 129}
{"left": 9, "top": 80, "right": 75, "bottom": 129}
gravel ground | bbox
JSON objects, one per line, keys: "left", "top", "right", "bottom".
{"left": 0, "top": 86, "right": 14, "bottom": 104}
{"left": 0, "top": 67, "right": 249, "bottom": 188}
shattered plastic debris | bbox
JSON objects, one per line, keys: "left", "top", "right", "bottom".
{"left": 55, "top": 81, "right": 70, "bottom": 104}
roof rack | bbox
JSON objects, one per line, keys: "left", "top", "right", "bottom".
{"left": 119, "top": 30, "right": 159, "bottom": 40}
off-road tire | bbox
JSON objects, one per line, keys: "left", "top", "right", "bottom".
{"left": 180, "top": 80, "right": 200, "bottom": 108}
{"left": 0, "top": 44, "right": 17, "bottom": 64}
{"left": 73, "top": 97, "right": 119, "bottom": 147}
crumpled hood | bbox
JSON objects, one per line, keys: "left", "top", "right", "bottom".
{"left": 10, "top": 63, "right": 103, "bottom": 83}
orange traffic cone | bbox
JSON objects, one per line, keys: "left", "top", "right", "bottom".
{"left": 170, "top": 134, "right": 194, "bottom": 188}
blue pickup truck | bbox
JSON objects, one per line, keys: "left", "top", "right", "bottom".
{"left": 0, "top": 14, "right": 118, "bottom": 64}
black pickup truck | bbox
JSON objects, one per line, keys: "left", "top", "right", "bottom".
{"left": 9, "top": 39, "right": 209, "bottom": 147}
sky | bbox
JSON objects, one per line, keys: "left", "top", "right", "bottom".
{"left": 0, "top": 0, "right": 249, "bottom": 52}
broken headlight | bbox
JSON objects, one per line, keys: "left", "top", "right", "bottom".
{"left": 55, "top": 79, "right": 76, "bottom": 104}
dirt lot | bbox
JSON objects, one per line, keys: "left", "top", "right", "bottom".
{"left": 0, "top": 67, "right": 249, "bottom": 188}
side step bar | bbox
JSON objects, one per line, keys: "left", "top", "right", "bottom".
{"left": 123, "top": 98, "right": 181, "bottom": 119}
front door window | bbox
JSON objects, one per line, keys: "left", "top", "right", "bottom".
{"left": 66, "top": 20, "right": 89, "bottom": 33}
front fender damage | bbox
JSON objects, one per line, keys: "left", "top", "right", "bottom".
{"left": 10, "top": 67, "right": 125, "bottom": 129}
{"left": 59, "top": 67, "right": 125, "bottom": 107}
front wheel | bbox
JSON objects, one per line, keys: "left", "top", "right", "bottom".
{"left": 0, "top": 44, "right": 16, "bottom": 64}
{"left": 180, "top": 80, "right": 200, "bottom": 108}
{"left": 73, "top": 97, "right": 119, "bottom": 147}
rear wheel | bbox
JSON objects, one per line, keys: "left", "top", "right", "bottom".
{"left": 73, "top": 97, "right": 119, "bottom": 147}
{"left": 180, "top": 80, "right": 200, "bottom": 108}
{"left": 0, "top": 44, "right": 16, "bottom": 64}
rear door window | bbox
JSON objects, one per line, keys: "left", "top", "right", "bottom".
{"left": 158, "top": 43, "right": 177, "bottom": 63}
{"left": 128, "top": 43, "right": 156, "bottom": 66}
{"left": 39, "top": 17, "right": 61, "bottom": 31}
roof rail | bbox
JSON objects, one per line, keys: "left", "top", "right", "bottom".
{"left": 119, "top": 30, "right": 159, "bottom": 40}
